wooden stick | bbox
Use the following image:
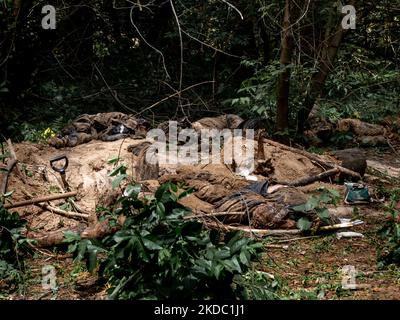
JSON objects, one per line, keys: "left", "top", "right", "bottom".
{"left": 271, "top": 235, "right": 321, "bottom": 243}
{"left": 224, "top": 225, "right": 301, "bottom": 236}
{"left": 275, "top": 168, "right": 340, "bottom": 186}
{"left": 265, "top": 244, "right": 289, "bottom": 249}
{"left": 1, "top": 139, "right": 17, "bottom": 195}
{"left": 319, "top": 221, "right": 362, "bottom": 231}
{"left": 184, "top": 211, "right": 244, "bottom": 219}
{"left": 36, "top": 203, "right": 88, "bottom": 220}
{"left": 203, "top": 221, "right": 301, "bottom": 236}
{"left": 4, "top": 191, "right": 78, "bottom": 209}
{"left": 204, "top": 220, "right": 361, "bottom": 237}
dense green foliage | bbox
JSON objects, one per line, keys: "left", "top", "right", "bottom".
{"left": 378, "top": 189, "right": 400, "bottom": 267}
{"left": 0, "top": 199, "right": 31, "bottom": 292}
{"left": 1, "top": 1, "right": 398, "bottom": 139}
{"left": 64, "top": 181, "right": 276, "bottom": 299}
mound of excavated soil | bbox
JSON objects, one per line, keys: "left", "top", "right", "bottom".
{"left": 4, "top": 135, "right": 366, "bottom": 238}
{"left": 5, "top": 139, "right": 146, "bottom": 236}
{"left": 11, "top": 139, "right": 144, "bottom": 211}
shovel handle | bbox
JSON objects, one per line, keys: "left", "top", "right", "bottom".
{"left": 50, "top": 155, "right": 69, "bottom": 173}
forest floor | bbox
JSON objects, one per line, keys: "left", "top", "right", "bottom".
{"left": 3, "top": 141, "right": 400, "bottom": 300}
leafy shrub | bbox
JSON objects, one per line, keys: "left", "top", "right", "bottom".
{"left": 66, "top": 181, "right": 265, "bottom": 300}
{"left": 292, "top": 188, "right": 341, "bottom": 232}
{"left": 378, "top": 189, "right": 400, "bottom": 267}
{"left": 0, "top": 200, "right": 32, "bottom": 291}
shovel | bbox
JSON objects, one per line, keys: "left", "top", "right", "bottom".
{"left": 50, "top": 154, "right": 71, "bottom": 191}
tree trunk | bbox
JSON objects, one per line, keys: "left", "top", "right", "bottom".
{"left": 276, "top": 0, "right": 295, "bottom": 132}
{"left": 297, "top": 0, "right": 357, "bottom": 133}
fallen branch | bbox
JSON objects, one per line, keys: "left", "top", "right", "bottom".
{"left": 275, "top": 168, "right": 340, "bottom": 186}
{"left": 263, "top": 138, "right": 361, "bottom": 180}
{"left": 319, "top": 221, "right": 363, "bottom": 231}
{"left": 203, "top": 221, "right": 301, "bottom": 236}
{"left": 1, "top": 139, "right": 17, "bottom": 195}
{"left": 264, "top": 244, "right": 289, "bottom": 249}
{"left": 204, "top": 220, "right": 363, "bottom": 237}
{"left": 223, "top": 225, "right": 301, "bottom": 236}
{"left": 271, "top": 235, "right": 321, "bottom": 243}
{"left": 36, "top": 203, "right": 89, "bottom": 220}
{"left": 184, "top": 211, "right": 244, "bottom": 220}
{"left": 30, "top": 219, "right": 119, "bottom": 248}
{"left": 4, "top": 191, "right": 78, "bottom": 209}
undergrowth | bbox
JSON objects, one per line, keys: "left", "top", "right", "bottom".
{"left": 0, "top": 198, "right": 32, "bottom": 296}
{"left": 64, "top": 176, "right": 279, "bottom": 300}
{"left": 378, "top": 189, "right": 400, "bottom": 268}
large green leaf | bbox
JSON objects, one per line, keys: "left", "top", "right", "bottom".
{"left": 124, "top": 184, "right": 141, "bottom": 198}
{"left": 317, "top": 208, "right": 330, "bottom": 221}
{"left": 156, "top": 202, "right": 165, "bottom": 216}
{"left": 239, "top": 250, "right": 250, "bottom": 265}
{"left": 112, "top": 174, "right": 127, "bottom": 189}
{"left": 297, "top": 217, "right": 312, "bottom": 231}
{"left": 108, "top": 164, "right": 127, "bottom": 177}
{"left": 230, "top": 238, "right": 249, "bottom": 254}
{"left": 143, "top": 237, "right": 163, "bottom": 250}
{"left": 86, "top": 245, "right": 98, "bottom": 273}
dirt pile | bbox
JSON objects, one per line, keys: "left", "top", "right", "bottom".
{"left": 3, "top": 114, "right": 397, "bottom": 247}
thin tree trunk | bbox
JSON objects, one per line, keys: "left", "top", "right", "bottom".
{"left": 276, "top": 0, "right": 295, "bottom": 132}
{"left": 297, "top": 0, "right": 357, "bottom": 133}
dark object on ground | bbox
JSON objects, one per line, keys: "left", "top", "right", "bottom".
{"left": 330, "top": 148, "right": 367, "bottom": 177}
{"left": 245, "top": 180, "right": 269, "bottom": 196}
{"left": 236, "top": 118, "right": 265, "bottom": 130}
{"left": 48, "top": 112, "right": 150, "bottom": 148}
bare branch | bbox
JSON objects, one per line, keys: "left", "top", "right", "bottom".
{"left": 169, "top": 0, "right": 184, "bottom": 115}
{"left": 129, "top": 5, "right": 171, "bottom": 79}
{"left": 219, "top": 0, "right": 244, "bottom": 20}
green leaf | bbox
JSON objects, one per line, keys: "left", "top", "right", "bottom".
{"left": 226, "top": 231, "right": 242, "bottom": 247}
{"left": 297, "top": 217, "right": 312, "bottom": 231}
{"left": 239, "top": 251, "right": 250, "bottom": 265}
{"left": 317, "top": 208, "right": 330, "bottom": 220}
{"left": 213, "top": 264, "right": 224, "bottom": 280}
{"left": 112, "top": 174, "right": 127, "bottom": 189}
{"left": 107, "top": 156, "right": 120, "bottom": 164}
{"left": 155, "top": 183, "right": 169, "bottom": 201}
{"left": 156, "top": 202, "right": 165, "bottom": 216}
{"left": 158, "top": 248, "right": 171, "bottom": 265}
{"left": 108, "top": 164, "right": 127, "bottom": 177}
{"left": 327, "top": 188, "right": 341, "bottom": 199}
{"left": 293, "top": 196, "right": 319, "bottom": 212}
{"left": 143, "top": 237, "right": 162, "bottom": 250}
{"left": 231, "top": 256, "right": 242, "bottom": 273}
{"left": 76, "top": 240, "right": 88, "bottom": 261}
{"left": 170, "top": 184, "right": 178, "bottom": 192}
{"left": 178, "top": 188, "right": 194, "bottom": 199}
{"left": 304, "top": 196, "right": 319, "bottom": 211}
{"left": 86, "top": 246, "right": 98, "bottom": 273}
{"left": 318, "top": 193, "right": 331, "bottom": 204}
{"left": 124, "top": 184, "right": 141, "bottom": 198}
{"left": 67, "top": 243, "right": 77, "bottom": 254}
{"left": 62, "top": 231, "right": 81, "bottom": 243}
{"left": 292, "top": 204, "right": 306, "bottom": 212}
{"left": 214, "top": 248, "right": 231, "bottom": 260}
{"left": 230, "top": 238, "right": 249, "bottom": 254}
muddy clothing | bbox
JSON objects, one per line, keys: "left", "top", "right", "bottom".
{"left": 49, "top": 112, "right": 150, "bottom": 148}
